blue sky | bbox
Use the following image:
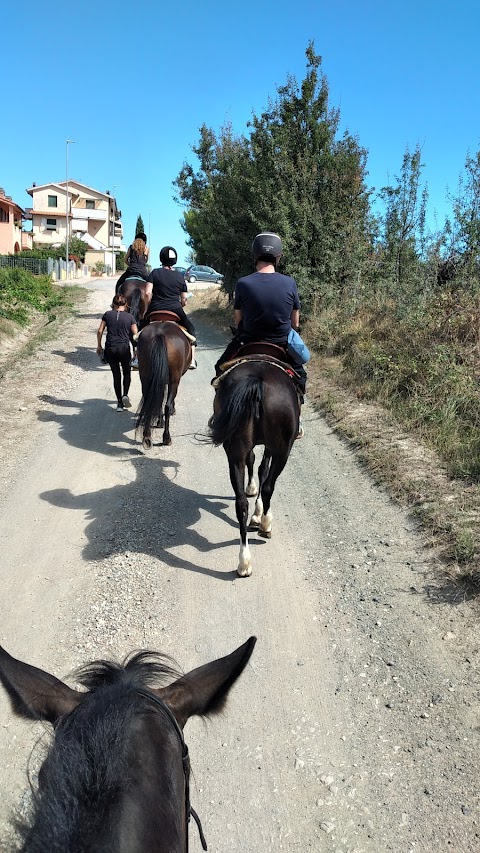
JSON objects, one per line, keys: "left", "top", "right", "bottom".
{"left": 2, "top": 0, "right": 479, "bottom": 265}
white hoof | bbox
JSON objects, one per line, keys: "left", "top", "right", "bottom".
{"left": 237, "top": 543, "right": 252, "bottom": 577}
{"left": 246, "top": 480, "right": 258, "bottom": 497}
{"left": 259, "top": 510, "right": 273, "bottom": 539}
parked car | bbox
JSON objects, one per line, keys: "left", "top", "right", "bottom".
{"left": 174, "top": 265, "right": 188, "bottom": 277}
{"left": 185, "top": 264, "right": 223, "bottom": 284}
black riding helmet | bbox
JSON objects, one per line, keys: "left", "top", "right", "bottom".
{"left": 252, "top": 232, "right": 283, "bottom": 264}
{"left": 135, "top": 232, "right": 147, "bottom": 242}
{"left": 160, "top": 246, "right": 178, "bottom": 266}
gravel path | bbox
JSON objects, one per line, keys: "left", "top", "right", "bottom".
{"left": 0, "top": 280, "right": 479, "bottom": 851}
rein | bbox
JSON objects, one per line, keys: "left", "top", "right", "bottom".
{"left": 136, "top": 689, "right": 207, "bottom": 851}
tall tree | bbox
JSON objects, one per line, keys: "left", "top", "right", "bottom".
{"left": 450, "top": 148, "right": 480, "bottom": 282}
{"left": 377, "top": 145, "right": 428, "bottom": 294}
{"left": 135, "top": 214, "right": 145, "bottom": 236}
{"left": 174, "top": 43, "right": 371, "bottom": 309}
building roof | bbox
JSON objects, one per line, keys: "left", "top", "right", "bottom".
{"left": 26, "top": 182, "right": 78, "bottom": 198}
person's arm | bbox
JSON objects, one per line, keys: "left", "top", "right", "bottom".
{"left": 145, "top": 246, "right": 149, "bottom": 260}
{"left": 125, "top": 246, "right": 132, "bottom": 264}
{"left": 234, "top": 308, "right": 242, "bottom": 327}
{"left": 290, "top": 308, "right": 300, "bottom": 330}
{"left": 131, "top": 322, "right": 138, "bottom": 336}
{"left": 145, "top": 274, "right": 153, "bottom": 306}
{"left": 96, "top": 320, "right": 106, "bottom": 354}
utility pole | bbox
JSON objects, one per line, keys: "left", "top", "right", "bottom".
{"left": 65, "top": 140, "right": 75, "bottom": 280}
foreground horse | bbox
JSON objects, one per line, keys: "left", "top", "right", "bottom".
{"left": 209, "top": 360, "right": 299, "bottom": 576}
{"left": 0, "top": 637, "right": 256, "bottom": 853}
{"left": 136, "top": 315, "right": 192, "bottom": 447}
{"left": 117, "top": 276, "right": 149, "bottom": 325}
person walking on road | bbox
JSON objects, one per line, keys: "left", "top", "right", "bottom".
{"left": 96, "top": 294, "right": 138, "bottom": 411}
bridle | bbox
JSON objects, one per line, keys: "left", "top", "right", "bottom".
{"left": 136, "top": 689, "right": 207, "bottom": 851}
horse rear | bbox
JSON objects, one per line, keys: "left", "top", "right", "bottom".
{"left": 136, "top": 322, "right": 192, "bottom": 447}
{"left": 209, "top": 361, "right": 299, "bottom": 576}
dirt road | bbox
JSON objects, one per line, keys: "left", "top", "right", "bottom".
{"left": 0, "top": 280, "right": 479, "bottom": 851}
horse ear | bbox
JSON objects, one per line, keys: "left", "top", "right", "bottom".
{"left": 158, "top": 637, "right": 256, "bottom": 728}
{"left": 0, "top": 646, "right": 82, "bottom": 725}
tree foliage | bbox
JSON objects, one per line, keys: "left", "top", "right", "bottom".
{"left": 135, "top": 214, "right": 145, "bottom": 236}
{"left": 174, "top": 43, "right": 371, "bottom": 307}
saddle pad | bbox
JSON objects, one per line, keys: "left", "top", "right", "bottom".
{"left": 211, "top": 356, "right": 297, "bottom": 389}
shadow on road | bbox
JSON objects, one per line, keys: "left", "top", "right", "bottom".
{"left": 40, "top": 456, "right": 264, "bottom": 581}
{"left": 37, "top": 395, "right": 139, "bottom": 458}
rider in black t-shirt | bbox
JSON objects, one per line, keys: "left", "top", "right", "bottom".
{"left": 145, "top": 246, "right": 197, "bottom": 368}
{"left": 115, "top": 233, "right": 150, "bottom": 293}
{"left": 214, "top": 233, "right": 307, "bottom": 437}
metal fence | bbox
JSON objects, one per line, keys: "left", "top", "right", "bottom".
{"left": 0, "top": 255, "right": 49, "bottom": 274}
{"left": 0, "top": 255, "right": 89, "bottom": 280}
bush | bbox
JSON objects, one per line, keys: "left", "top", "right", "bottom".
{"left": 306, "top": 287, "right": 480, "bottom": 479}
{"left": 0, "top": 267, "right": 67, "bottom": 326}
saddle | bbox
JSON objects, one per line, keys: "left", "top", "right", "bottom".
{"left": 213, "top": 341, "right": 302, "bottom": 394}
{"left": 139, "top": 310, "right": 196, "bottom": 343}
{"left": 234, "top": 341, "right": 289, "bottom": 362}
{"left": 148, "top": 309, "right": 182, "bottom": 324}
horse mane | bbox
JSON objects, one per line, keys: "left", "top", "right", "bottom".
{"left": 74, "top": 650, "right": 181, "bottom": 691}
{"left": 16, "top": 652, "right": 182, "bottom": 852}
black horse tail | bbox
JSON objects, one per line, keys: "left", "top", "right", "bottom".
{"left": 128, "top": 288, "right": 143, "bottom": 324}
{"left": 208, "top": 376, "right": 263, "bottom": 447}
{"left": 136, "top": 334, "right": 169, "bottom": 431}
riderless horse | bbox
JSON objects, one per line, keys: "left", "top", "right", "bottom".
{"left": 209, "top": 341, "right": 301, "bottom": 576}
{"left": 0, "top": 637, "right": 255, "bottom": 853}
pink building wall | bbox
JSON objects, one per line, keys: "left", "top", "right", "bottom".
{"left": 0, "top": 188, "right": 27, "bottom": 254}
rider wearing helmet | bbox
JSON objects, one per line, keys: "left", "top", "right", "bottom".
{"left": 115, "top": 232, "right": 150, "bottom": 293}
{"left": 144, "top": 246, "right": 197, "bottom": 368}
{"left": 214, "top": 233, "right": 307, "bottom": 435}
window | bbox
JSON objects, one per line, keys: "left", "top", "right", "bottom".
{"left": 48, "top": 195, "right": 57, "bottom": 207}
{"left": 85, "top": 199, "right": 95, "bottom": 209}
{"left": 0, "top": 207, "right": 9, "bottom": 223}
{"left": 46, "top": 218, "right": 57, "bottom": 229}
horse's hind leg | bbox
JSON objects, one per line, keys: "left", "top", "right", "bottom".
{"left": 228, "top": 454, "right": 251, "bottom": 577}
{"left": 245, "top": 449, "right": 257, "bottom": 497}
{"left": 142, "top": 425, "right": 152, "bottom": 451}
{"left": 258, "top": 452, "right": 289, "bottom": 539}
{"left": 250, "top": 450, "right": 271, "bottom": 528}
{"left": 162, "top": 380, "right": 178, "bottom": 445}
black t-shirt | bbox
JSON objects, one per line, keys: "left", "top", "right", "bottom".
{"left": 126, "top": 245, "right": 148, "bottom": 275}
{"left": 234, "top": 271, "right": 300, "bottom": 343}
{"left": 102, "top": 309, "right": 136, "bottom": 348}
{"left": 147, "top": 267, "right": 187, "bottom": 311}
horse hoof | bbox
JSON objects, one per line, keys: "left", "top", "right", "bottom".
{"left": 258, "top": 529, "right": 272, "bottom": 539}
{"left": 246, "top": 484, "right": 258, "bottom": 497}
{"left": 248, "top": 516, "right": 260, "bottom": 529}
{"left": 237, "top": 564, "right": 252, "bottom": 577}
{"left": 143, "top": 437, "right": 152, "bottom": 450}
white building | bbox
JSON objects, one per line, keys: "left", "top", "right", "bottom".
{"left": 26, "top": 181, "right": 125, "bottom": 270}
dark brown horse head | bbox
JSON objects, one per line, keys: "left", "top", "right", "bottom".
{"left": 0, "top": 637, "right": 256, "bottom": 853}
